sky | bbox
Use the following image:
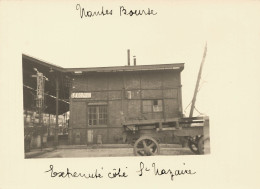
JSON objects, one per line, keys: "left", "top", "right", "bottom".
{"left": 1, "top": 1, "right": 260, "bottom": 188}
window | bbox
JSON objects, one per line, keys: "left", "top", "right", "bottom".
{"left": 88, "top": 105, "right": 107, "bottom": 126}
{"left": 143, "top": 100, "right": 163, "bottom": 113}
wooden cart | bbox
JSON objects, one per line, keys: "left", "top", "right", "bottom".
{"left": 123, "top": 116, "right": 210, "bottom": 156}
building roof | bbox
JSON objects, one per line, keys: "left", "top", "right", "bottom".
{"left": 66, "top": 63, "right": 184, "bottom": 74}
{"left": 23, "top": 54, "right": 66, "bottom": 72}
{"left": 23, "top": 53, "right": 184, "bottom": 73}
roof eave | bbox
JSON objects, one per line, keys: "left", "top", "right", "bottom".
{"left": 66, "top": 63, "right": 185, "bottom": 74}
{"left": 22, "top": 54, "right": 66, "bottom": 72}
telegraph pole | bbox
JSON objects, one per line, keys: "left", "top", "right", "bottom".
{"left": 189, "top": 43, "right": 207, "bottom": 118}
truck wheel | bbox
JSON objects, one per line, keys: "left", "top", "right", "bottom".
{"left": 198, "top": 136, "right": 210, "bottom": 154}
{"left": 134, "top": 136, "right": 160, "bottom": 156}
{"left": 188, "top": 136, "right": 201, "bottom": 154}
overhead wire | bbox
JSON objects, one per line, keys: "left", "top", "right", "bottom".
{"left": 23, "top": 84, "right": 70, "bottom": 104}
{"left": 184, "top": 76, "right": 207, "bottom": 116}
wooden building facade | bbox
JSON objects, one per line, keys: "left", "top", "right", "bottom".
{"left": 68, "top": 64, "right": 184, "bottom": 144}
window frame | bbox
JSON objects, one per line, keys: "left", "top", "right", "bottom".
{"left": 88, "top": 105, "right": 108, "bottom": 126}
{"left": 142, "top": 99, "right": 163, "bottom": 113}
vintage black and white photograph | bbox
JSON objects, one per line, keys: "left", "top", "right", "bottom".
{"left": 22, "top": 48, "right": 210, "bottom": 158}
{"left": 1, "top": 1, "right": 260, "bottom": 189}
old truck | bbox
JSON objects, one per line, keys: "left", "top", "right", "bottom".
{"left": 122, "top": 115, "right": 210, "bottom": 155}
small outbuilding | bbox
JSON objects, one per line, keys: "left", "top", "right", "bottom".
{"left": 67, "top": 63, "right": 184, "bottom": 144}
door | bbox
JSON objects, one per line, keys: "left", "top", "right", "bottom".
{"left": 87, "top": 129, "right": 93, "bottom": 143}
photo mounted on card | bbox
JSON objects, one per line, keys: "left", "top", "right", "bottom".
{"left": 2, "top": 0, "right": 260, "bottom": 188}
{"left": 23, "top": 36, "right": 210, "bottom": 159}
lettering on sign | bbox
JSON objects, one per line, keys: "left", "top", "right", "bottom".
{"left": 71, "top": 93, "right": 91, "bottom": 99}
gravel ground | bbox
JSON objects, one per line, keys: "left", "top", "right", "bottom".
{"left": 30, "top": 147, "right": 194, "bottom": 158}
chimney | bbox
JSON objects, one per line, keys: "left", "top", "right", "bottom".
{"left": 133, "top": 56, "right": 136, "bottom": 66}
{"left": 127, "top": 49, "right": 130, "bottom": 66}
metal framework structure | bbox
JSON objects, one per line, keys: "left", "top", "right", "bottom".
{"left": 32, "top": 69, "right": 48, "bottom": 150}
